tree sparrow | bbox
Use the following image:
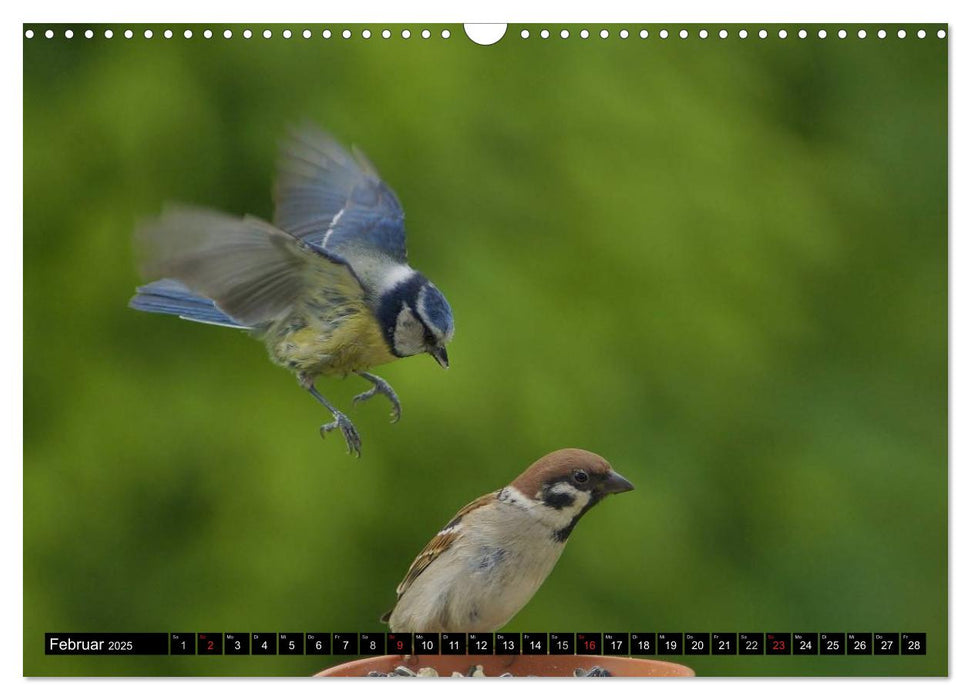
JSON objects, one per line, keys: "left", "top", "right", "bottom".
{"left": 382, "top": 448, "right": 635, "bottom": 632}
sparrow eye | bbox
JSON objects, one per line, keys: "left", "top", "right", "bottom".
{"left": 572, "top": 469, "right": 589, "bottom": 484}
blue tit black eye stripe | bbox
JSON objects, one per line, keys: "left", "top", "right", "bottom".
{"left": 376, "top": 272, "right": 427, "bottom": 352}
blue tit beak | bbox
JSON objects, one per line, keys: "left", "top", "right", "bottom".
{"left": 429, "top": 346, "right": 449, "bottom": 369}
{"left": 602, "top": 470, "right": 635, "bottom": 495}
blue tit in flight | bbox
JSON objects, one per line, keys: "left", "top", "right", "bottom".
{"left": 129, "top": 125, "right": 454, "bottom": 456}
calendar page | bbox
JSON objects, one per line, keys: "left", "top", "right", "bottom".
{"left": 23, "top": 20, "right": 947, "bottom": 678}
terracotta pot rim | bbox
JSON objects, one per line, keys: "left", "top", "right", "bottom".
{"left": 316, "top": 653, "right": 695, "bottom": 678}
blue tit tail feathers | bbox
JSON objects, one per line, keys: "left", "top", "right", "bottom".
{"left": 129, "top": 279, "right": 250, "bottom": 329}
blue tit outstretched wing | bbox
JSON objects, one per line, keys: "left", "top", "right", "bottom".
{"left": 137, "top": 206, "right": 365, "bottom": 327}
{"left": 273, "top": 125, "right": 408, "bottom": 265}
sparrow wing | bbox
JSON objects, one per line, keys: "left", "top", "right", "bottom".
{"left": 391, "top": 491, "right": 499, "bottom": 601}
{"left": 137, "top": 205, "right": 365, "bottom": 327}
{"left": 273, "top": 124, "right": 408, "bottom": 265}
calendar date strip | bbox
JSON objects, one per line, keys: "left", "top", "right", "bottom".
{"left": 45, "top": 632, "right": 927, "bottom": 656}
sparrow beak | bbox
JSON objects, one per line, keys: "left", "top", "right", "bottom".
{"left": 429, "top": 346, "right": 449, "bottom": 369}
{"left": 602, "top": 470, "right": 635, "bottom": 494}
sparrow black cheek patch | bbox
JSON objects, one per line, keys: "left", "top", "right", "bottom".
{"left": 23, "top": 21, "right": 947, "bottom": 679}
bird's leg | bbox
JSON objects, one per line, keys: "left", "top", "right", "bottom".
{"left": 353, "top": 371, "right": 402, "bottom": 424}
{"left": 300, "top": 376, "right": 362, "bottom": 457}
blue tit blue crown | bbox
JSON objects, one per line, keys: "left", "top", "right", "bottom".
{"left": 416, "top": 283, "right": 454, "bottom": 341}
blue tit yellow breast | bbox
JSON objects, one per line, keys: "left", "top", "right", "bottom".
{"left": 263, "top": 303, "right": 397, "bottom": 378}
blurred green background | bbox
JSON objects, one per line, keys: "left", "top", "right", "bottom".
{"left": 23, "top": 23, "right": 947, "bottom": 676}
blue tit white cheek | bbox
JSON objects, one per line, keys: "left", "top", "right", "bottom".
{"left": 392, "top": 304, "right": 428, "bottom": 356}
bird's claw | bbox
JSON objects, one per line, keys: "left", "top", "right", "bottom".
{"left": 319, "top": 411, "right": 362, "bottom": 457}
{"left": 353, "top": 374, "right": 402, "bottom": 424}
